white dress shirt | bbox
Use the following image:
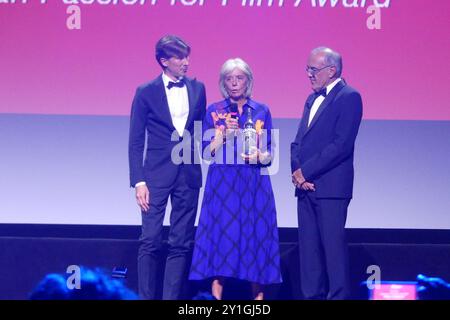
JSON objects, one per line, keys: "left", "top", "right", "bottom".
{"left": 308, "top": 78, "right": 342, "bottom": 127}
{"left": 162, "top": 72, "right": 189, "bottom": 137}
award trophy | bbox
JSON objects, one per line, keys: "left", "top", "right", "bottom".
{"left": 242, "top": 107, "right": 257, "bottom": 156}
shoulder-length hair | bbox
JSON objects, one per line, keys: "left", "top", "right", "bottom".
{"left": 219, "top": 58, "right": 254, "bottom": 99}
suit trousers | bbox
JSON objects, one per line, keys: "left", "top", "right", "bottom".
{"left": 137, "top": 166, "right": 200, "bottom": 300}
{"left": 297, "top": 191, "right": 351, "bottom": 300}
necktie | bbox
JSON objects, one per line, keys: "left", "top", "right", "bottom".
{"left": 167, "top": 80, "right": 185, "bottom": 89}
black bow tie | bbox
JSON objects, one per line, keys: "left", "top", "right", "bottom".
{"left": 314, "top": 88, "right": 327, "bottom": 98}
{"left": 167, "top": 80, "right": 185, "bottom": 89}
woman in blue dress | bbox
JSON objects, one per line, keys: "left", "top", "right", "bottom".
{"left": 189, "top": 58, "right": 282, "bottom": 300}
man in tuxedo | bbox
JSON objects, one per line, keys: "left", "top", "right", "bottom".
{"left": 129, "top": 35, "right": 206, "bottom": 300}
{"left": 291, "top": 47, "right": 363, "bottom": 299}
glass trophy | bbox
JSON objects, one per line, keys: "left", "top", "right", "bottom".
{"left": 242, "top": 107, "right": 257, "bottom": 156}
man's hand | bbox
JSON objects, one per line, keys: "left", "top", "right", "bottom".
{"left": 301, "top": 182, "right": 316, "bottom": 191}
{"left": 292, "top": 168, "right": 306, "bottom": 188}
{"left": 292, "top": 169, "right": 316, "bottom": 191}
{"left": 136, "top": 184, "right": 150, "bottom": 212}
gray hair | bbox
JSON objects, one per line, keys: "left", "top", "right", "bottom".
{"left": 311, "top": 47, "right": 343, "bottom": 78}
{"left": 219, "top": 58, "right": 254, "bottom": 99}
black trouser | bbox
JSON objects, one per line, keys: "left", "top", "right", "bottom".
{"left": 297, "top": 191, "right": 351, "bottom": 300}
{"left": 138, "top": 168, "right": 199, "bottom": 300}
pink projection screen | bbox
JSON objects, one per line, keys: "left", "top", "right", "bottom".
{"left": 1, "top": 0, "right": 450, "bottom": 228}
{"left": 1, "top": 0, "right": 449, "bottom": 120}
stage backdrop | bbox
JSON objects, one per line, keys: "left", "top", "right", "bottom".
{"left": 1, "top": 0, "right": 449, "bottom": 228}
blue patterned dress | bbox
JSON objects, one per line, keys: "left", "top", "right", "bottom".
{"left": 189, "top": 99, "right": 282, "bottom": 285}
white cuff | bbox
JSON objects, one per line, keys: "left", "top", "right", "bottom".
{"left": 135, "top": 181, "right": 146, "bottom": 187}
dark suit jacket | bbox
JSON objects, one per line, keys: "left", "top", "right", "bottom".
{"left": 291, "top": 80, "right": 363, "bottom": 198}
{"left": 128, "top": 75, "right": 206, "bottom": 189}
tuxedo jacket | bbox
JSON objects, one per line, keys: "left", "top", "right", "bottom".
{"left": 290, "top": 80, "right": 363, "bottom": 198}
{"left": 128, "top": 75, "right": 206, "bottom": 189}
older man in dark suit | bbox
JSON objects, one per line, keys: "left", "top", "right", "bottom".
{"left": 129, "top": 35, "right": 206, "bottom": 300}
{"left": 291, "top": 47, "right": 363, "bottom": 299}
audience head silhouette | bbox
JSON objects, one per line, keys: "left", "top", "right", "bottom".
{"left": 29, "top": 267, "right": 137, "bottom": 300}
{"left": 417, "top": 274, "right": 450, "bottom": 300}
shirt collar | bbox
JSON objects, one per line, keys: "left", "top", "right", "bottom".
{"left": 225, "top": 98, "right": 256, "bottom": 110}
{"left": 326, "top": 78, "right": 342, "bottom": 95}
{"left": 162, "top": 72, "right": 183, "bottom": 88}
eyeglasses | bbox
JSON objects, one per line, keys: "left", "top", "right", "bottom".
{"left": 306, "top": 65, "right": 333, "bottom": 76}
